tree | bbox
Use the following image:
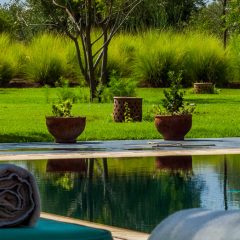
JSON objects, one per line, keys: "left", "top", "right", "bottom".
{"left": 227, "top": 0, "right": 240, "bottom": 34}
{"left": 122, "top": 0, "right": 206, "bottom": 31}
{"left": 29, "top": 0, "right": 142, "bottom": 102}
{"left": 222, "top": 0, "right": 227, "bottom": 48}
{"left": 0, "top": 0, "right": 50, "bottom": 40}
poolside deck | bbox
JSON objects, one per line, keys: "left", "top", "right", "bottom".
{"left": 1, "top": 137, "right": 240, "bottom": 161}
{"left": 41, "top": 212, "right": 149, "bottom": 240}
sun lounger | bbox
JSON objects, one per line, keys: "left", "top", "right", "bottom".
{"left": 0, "top": 218, "right": 113, "bottom": 240}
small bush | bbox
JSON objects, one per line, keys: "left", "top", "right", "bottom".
{"left": 154, "top": 71, "right": 195, "bottom": 115}
{"left": 52, "top": 99, "right": 73, "bottom": 117}
{"left": 100, "top": 71, "right": 137, "bottom": 102}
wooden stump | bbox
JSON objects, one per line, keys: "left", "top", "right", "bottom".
{"left": 194, "top": 82, "right": 214, "bottom": 94}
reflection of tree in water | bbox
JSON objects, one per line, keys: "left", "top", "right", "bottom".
{"left": 26, "top": 158, "right": 204, "bottom": 233}
{"left": 217, "top": 155, "right": 240, "bottom": 210}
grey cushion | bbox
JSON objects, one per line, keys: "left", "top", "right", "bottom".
{"left": 149, "top": 208, "right": 240, "bottom": 240}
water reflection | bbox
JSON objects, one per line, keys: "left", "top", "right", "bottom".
{"left": 36, "top": 157, "right": 202, "bottom": 233}
{"left": 155, "top": 156, "right": 192, "bottom": 171}
{"left": 46, "top": 159, "right": 87, "bottom": 173}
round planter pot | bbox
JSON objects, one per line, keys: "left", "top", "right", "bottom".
{"left": 113, "top": 97, "right": 142, "bottom": 122}
{"left": 154, "top": 114, "right": 192, "bottom": 140}
{"left": 46, "top": 116, "right": 86, "bottom": 143}
{"left": 194, "top": 82, "right": 214, "bottom": 94}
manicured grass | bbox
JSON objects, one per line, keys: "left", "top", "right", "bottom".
{"left": 1, "top": 88, "right": 240, "bottom": 143}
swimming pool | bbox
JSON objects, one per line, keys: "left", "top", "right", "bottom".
{"left": 3, "top": 155, "right": 240, "bottom": 233}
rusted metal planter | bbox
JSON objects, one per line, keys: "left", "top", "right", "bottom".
{"left": 113, "top": 97, "right": 142, "bottom": 122}
{"left": 194, "top": 82, "right": 214, "bottom": 94}
{"left": 154, "top": 114, "right": 192, "bottom": 140}
{"left": 46, "top": 116, "right": 86, "bottom": 143}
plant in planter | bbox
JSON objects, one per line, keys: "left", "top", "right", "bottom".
{"left": 154, "top": 71, "right": 195, "bottom": 140}
{"left": 100, "top": 71, "right": 142, "bottom": 122}
{"left": 46, "top": 99, "right": 86, "bottom": 143}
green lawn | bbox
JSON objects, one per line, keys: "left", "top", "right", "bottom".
{"left": 1, "top": 87, "right": 240, "bottom": 143}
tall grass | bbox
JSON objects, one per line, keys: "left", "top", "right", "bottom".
{"left": 133, "top": 31, "right": 185, "bottom": 87}
{"left": 0, "top": 31, "right": 239, "bottom": 87}
{"left": 133, "top": 31, "right": 228, "bottom": 87}
{"left": 108, "top": 33, "right": 139, "bottom": 77}
{"left": 182, "top": 33, "right": 228, "bottom": 86}
{"left": 0, "top": 34, "right": 23, "bottom": 86}
{"left": 24, "top": 33, "right": 70, "bottom": 86}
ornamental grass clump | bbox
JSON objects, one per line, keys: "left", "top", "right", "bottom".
{"left": 133, "top": 31, "right": 228, "bottom": 87}
{"left": 24, "top": 33, "right": 69, "bottom": 86}
{"left": 0, "top": 34, "right": 23, "bottom": 86}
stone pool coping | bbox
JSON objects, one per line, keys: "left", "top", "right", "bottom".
{"left": 41, "top": 212, "right": 149, "bottom": 240}
{"left": 1, "top": 137, "right": 240, "bottom": 161}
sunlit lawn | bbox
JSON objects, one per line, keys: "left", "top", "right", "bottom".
{"left": 0, "top": 88, "right": 240, "bottom": 142}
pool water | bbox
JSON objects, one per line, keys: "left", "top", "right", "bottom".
{"left": 4, "top": 155, "right": 240, "bottom": 233}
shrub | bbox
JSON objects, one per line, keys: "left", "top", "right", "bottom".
{"left": 154, "top": 71, "right": 195, "bottom": 115}
{"left": 100, "top": 71, "right": 137, "bottom": 102}
{"left": 52, "top": 99, "right": 73, "bottom": 117}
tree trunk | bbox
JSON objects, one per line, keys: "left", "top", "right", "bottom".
{"left": 223, "top": 0, "right": 228, "bottom": 49}
{"left": 86, "top": 38, "right": 97, "bottom": 102}
{"left": 100, "top": 28, "right": 109, "bottom": 85}
{"left": 73, "top": 38, "right": 88, "bottom": 84}
{"left": 86, "top": 0, "right": 97, "bottom": 102}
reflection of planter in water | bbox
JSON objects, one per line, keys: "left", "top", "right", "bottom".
{"left": 113, "top": 97, "right": 142, "bottom": 122}
{"left": 155, "top": 115, "right": 192, "bottom": 141}
{"left": 194, "top": 82, "right": 214, "bottom": 94}
{"left": 156, "top": 156, "right": 192, "bottom": 171}
{"left": 46, "top": 159, "right": 87, "bottom": 173}
{"left": 46, "top": 117, "right": 86, "bottom": 143}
